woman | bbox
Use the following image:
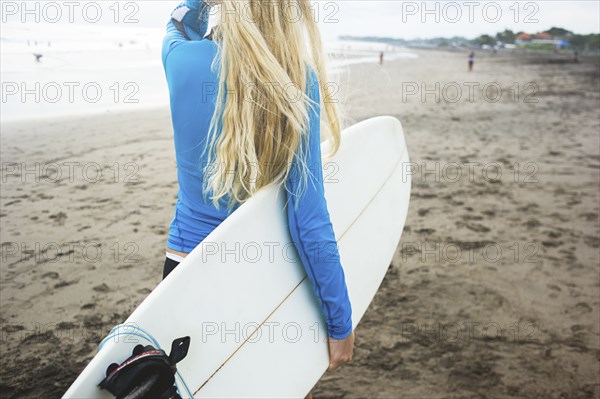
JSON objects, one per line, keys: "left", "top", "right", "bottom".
{"left": 161, "top": 0, "right": 354, "bottom": 394}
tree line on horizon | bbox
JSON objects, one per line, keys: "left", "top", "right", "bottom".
{"left": 341, "top": 27, "right": 600, "bottom": 54}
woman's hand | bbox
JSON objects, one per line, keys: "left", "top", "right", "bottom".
{"left": 327, "top": 331, "right": 355, "bottom": 371}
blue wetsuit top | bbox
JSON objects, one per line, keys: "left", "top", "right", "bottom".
{"left": 162, "top": 1, "right": 352, "bottom": 340}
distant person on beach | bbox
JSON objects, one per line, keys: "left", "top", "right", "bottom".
{"left": 33, "top": 53, "right": 43, "bottom": 63}
{"left": 468, "top": 51, "right": 475, "bottom": 72}
{"left": 161, "top": 2, "right": 354, "bottom": 398}
{"left": 574, "top": 51, "right": 580, "bottom": 63}
{"left": 380, "top": 51, "right": 384, "bottom": 65}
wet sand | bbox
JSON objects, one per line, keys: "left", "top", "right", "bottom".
{"left": 1, "top": 49, "right": 599, "bottom": 398}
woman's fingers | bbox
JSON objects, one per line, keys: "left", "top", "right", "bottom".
{"left": 327, "top": 331, "right": 355, "bottom": 371}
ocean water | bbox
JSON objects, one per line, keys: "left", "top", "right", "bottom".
{"left": 0, "top": 23, "right": 416, "bottom": 122}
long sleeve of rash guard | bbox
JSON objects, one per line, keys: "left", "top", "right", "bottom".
{"left": 161, "top": 0, "right": 353, "bottom": 340}
{"left": 285, "top": 75, "right": 353, "bottom": 340}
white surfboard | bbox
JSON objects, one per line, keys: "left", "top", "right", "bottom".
{"left": 64, "top": 116, "right": 411, "bottom": 398}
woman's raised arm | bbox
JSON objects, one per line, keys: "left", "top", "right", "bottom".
{"left": 162, "top": 0, "right": 210, "bottom": 66}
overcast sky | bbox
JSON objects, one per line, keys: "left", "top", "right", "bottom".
{"left": 317, "top": 1, "right": 600, "bottom": 39}
{"left": 2, "top": 1, "right": 599, "bottom": 40}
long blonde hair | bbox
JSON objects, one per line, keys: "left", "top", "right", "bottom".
{"left": 202, "top": 0, "right": 341, "bottom": 210}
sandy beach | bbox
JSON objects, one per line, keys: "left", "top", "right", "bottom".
{"left": 1, "top": 49, "right": 599, "bottom": 398}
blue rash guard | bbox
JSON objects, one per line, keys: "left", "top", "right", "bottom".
{"left": 161, "top": 1, "right": 352, "bottom": 340}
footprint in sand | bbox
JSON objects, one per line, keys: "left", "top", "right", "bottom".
{"left": 517, "top": 203, "right": 540, "bottom": 213}
{"left": 54, "top": 280, "right": 76, "bottom": 289}
{"left": 41, "top": 272, "right": 59, "bottom": 280}
{"left": 461, "top": 214, "right": 483, "bottom": 221}
{"left": 92, "top": 283, "right": 110, "bottom": 293}
{"left": 150, "top": 225, "right": 167, "bottom": 235}
{"left": 525, "top": 219, "right": 542, "bottom": 229}
{"left": 48, "top": 212, "right": 68, "bottom": 225}
{"left": 574, "top": 302, "right": 592, "bottom": 314}
{"left": 456, "top": 221, "right": 491, "bottom": 233}
{"left": 542, "top": 240, "right": 563, "bottom": 248}
{"left": 4, "top": 199, "right": 22, "bottom": 207}
{"left": 545, "top": 230, "right": 562, "bottom": 239}
{"left": 583, "top": 235, "right": 599, "bottom": 248}
{"left": 415, "top": 228, "right": 436, "bottom": 235}
{"left": 579, "top": 212, "right": 598, "bottom": 221}
{"left": 418, "top": 208, "right": 430, "bottom": 217}
{"left": 567, "top": 196, "right": 582, "bottom": 206}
